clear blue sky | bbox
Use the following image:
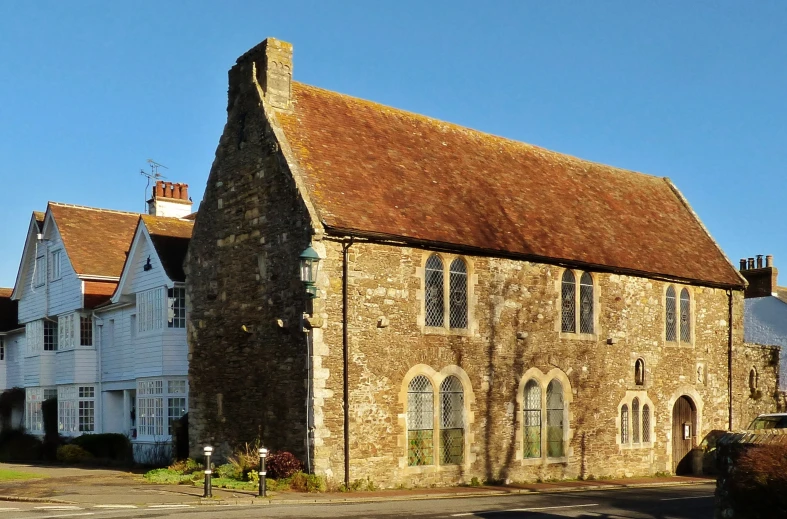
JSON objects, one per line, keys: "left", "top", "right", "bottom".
{"left": 1, "top": 1, "right": 785, "bottom": 287}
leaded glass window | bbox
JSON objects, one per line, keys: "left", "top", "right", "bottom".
{"left": 579, "top": 272, "right": 594, "bottom": 333}
{"left": 642, "top": 404, "right": 651, "bottom": 442}
{"left": 665, "top": 286, "right": 677, "bottom": 341}
{"left": 546, "top": 380, "right": 564, "bottom": 457}
{"left": 439, "top": 376, "right": 464, "bottom": 465}
{"left": 632, "top": 398, "right": 640, "bottom": 443}
{"left": 680, "top": 289, "right": 691, "bottom": 342}
{"left": 449, "top": 259, "right": 468, "bottom": 329}
{"left": 621, "top": 404, "right": 629, "bottom": 444}
{"left": 561, "top": 270, "right": 576, "bottom": 333}
{"left": 425, "top": 256, "right": 444, "bottom": 327}
{"left": 523, "top": 380, "right": 541, "bottom": 458}
{"left": 408, "top": 375, "right": 434, "bottom": 466}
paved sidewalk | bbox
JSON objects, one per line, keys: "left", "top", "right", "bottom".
{"left": 0, "top": 463, "right": 714, "bottom": 507}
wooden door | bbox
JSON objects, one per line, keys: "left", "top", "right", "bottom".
{"left": 672, "top": 396, "right": 696, "bottom": 474}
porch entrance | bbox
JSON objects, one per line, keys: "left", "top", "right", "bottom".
{"left": 672, "top": 395, "right": 697, "bottom": 474}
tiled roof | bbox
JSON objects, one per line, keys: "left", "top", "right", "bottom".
{"left": 0, "top": 288, "right": 11, "bottom": 298}
{"left": 48, "top": 203, "right": 140, "bottom": 278}
{"left": 141, "top": 216, "right": 193, "bottom": 282}
{"left": 277, "top": 82, "right": 743, "bottom": 287}
{"left": 33, "top": 212, "right": 45, "bottom": 231}
{"left": 83, "top": 281, "right": 118, "bottom": 309}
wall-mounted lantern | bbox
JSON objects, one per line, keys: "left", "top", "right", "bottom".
{"left": 299, "top": 246, "right": 321, "bottom": 299}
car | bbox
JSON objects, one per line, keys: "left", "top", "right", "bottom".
{"left": 748, "top": 413, "right": 787, "bottom": 430}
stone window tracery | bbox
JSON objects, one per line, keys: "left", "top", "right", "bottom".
{"left": 621, "top": 404, "right": 629, "bottom": 444}
{"left": 618, "top": 393, "right": 654, "bottom": 448}
{"left": 423, "top": 254, "right": 470, "bottom": 332}
{"left": 439, "top": 376, "right": 465, "bottom": 465}
{"left": 523, "top": 380, "right": 541, "bottom": 458}
{"left": 519, "top": 371, "right": 570, "bottom": 461}
{"left": 561, "top": 270, "right": 595, "bottom": 335}
{"left": 666, "top": 285, "right": 692, "bottom": 344}
{"left": 635, "top": 358, "right": 645, "bottom": 386}
{"left": 407, "top": 375, "right": 434, "bottom": 466}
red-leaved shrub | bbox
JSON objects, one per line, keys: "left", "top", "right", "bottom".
{"left": 729, "top": 443, "right": 787, "bottom": 516}
{"left": 266, "top": 451, "right": 303, "bottom": 479}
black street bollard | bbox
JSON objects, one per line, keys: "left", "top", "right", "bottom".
{"left": 203, "top": 446, "right": 213, "bottom": 498}
{"left": 258, "top": 447, "right": 268, "bottom": 497}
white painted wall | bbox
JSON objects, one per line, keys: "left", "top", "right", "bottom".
{"left": 55, "top": 349, "right": 98, "bottom": 385}
{"left": 102, "top": 390, "right": 125, "bottom": 434}
{"left": 745, "top": 296, "right": 787, "bottom": 389}
{"left": 5, "top": 331, "right": 24, "bottom": 388}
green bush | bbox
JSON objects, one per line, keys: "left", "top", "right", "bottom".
{"left": 0, "top": 430, "right": 43, "bottom": 462}
{"left": 56, "top": 444, "right": 93, "bottom": 463}
{"left": 71, "top": 433, "right": 132, "bottom": 462}
{"left": 290, "top": 471, "right": 327, "bottom": 493}
{"left": 168, "top": 458, "right": 202, "bottom": 474}
{"left": 143, "top": 468, "right": 197, "bottom": 485}
{"left": 216, "top": 462, "right": 242, "bottom": 480}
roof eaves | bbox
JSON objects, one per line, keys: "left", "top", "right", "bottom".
{"left": 323, "top": 224, "right": 746, "bottom": 290}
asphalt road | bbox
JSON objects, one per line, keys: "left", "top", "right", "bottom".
{"left": 0, "top": 483, "right": 715, "bottom": 518}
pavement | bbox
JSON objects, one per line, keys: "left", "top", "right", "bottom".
{"left": 0, "top": 463, "right": 714, "bottom": 508}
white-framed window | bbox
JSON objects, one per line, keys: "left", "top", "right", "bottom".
{"left": 137, "top": 378, "right": 188, "bottom": 439}
{"left": 167, "top": 287, "right": 186, "bottom": 329}
{"left": 34, "top": 254, "right": 45, "bottom": 287}
{"left": 58, "top": 385, "right": 95, "bottom": 434}
{"left": 50, "top": 250, "right": 62, "bottom": 281}
{"left": 424, "top": 255, "right": 469, "bottom": 331}
{"left": 80, "top": 315, "right": 93, "bottom": 346}
{"left": 561, "top": 270, "right": 595, "bottom": 334}
{"left": 25, "top": 387, "right": 55, "bottom": 434}
{"left": 58, "top": 314, "right": 76, "bottom": 350}
{"left": 44, "top": 320, "right": 58, "bottom": 351}
{"left": 138, "top": 288, "right": 164, "bottom": 334}
{"left": 78, "top": 386, "right": 95, "bottom": 432}
{"left": 25, "top": 321, "right": 43, "bottom": 356}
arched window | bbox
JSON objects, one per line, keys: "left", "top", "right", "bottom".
{"left": 425, "top": 256, "right": 444, "bottom": 327}
{"left": 440, "top": 376, "right": 464, "bottom": 464}
{"left": 749, "top": 368, "right": 759, "bottom": 393}
{"left": 665, "top": 285, "right": 677, "bottom": 341}
{"left": 546, "top": 380, "right": 564, "bottom": 457}
{"left": 523, "top": 380, "right": 541, "bottom": 458}
{"left": 621, "top": 404, "right": 629, "bottom": 444}
{"left": 632, "top": 398, "right": 640, "bottom": 443}
{"left": 642, "top": 404, "right": 651, "bottom": 442}
{"left": 635, "top": 358, "right": 645, "bottom": 386}
{"left": 449, "top": 259, "right": 468, "bottom": 329}
{"left": 561, "top": 270, "right": 576, "bottom": 333}
{"left": 680, "top": 289, "right": 691, "bottom": 342}
{"left": 407, "top": 375, "right": 434, "bottom": 466}
{"left": 579, "top": 272, "right": 594, "bottom": 333}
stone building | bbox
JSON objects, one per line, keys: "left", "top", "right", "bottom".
{"left": 186, "top": 37, "right": 777, "bottom": 485}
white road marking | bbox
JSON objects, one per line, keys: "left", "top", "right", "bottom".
{"left": 36, "top": 514, "right": 95, "bottom": 519}
{"left": 148, "top": 504, "right": 194, "bottom": 508}
{"left": 35, "top": 507, "right": 84, "bottom": 510}
{"left": 661, "top": 495, "right": 714, "bottom": 501}
{"left": 94, "top": 505, "right": 139, "bottom": 509}
{"left": 0, "top": 509, "right": 21, "bottom": 513}
{"left": 452, "top": 503, "right": 599, "bottom": 516}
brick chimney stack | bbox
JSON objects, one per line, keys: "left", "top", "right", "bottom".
{"left": 739, "top": 254, "right": 779, "bottom": 299}
{"left": 232, "top": 37, "right": 293, "bottom": 111}
{"left": 147, "top": 180, "right": 193, "bottom": 218}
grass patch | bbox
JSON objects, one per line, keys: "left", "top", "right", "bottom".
{"left": 143, "top": 468, "right": 198, "bottom": 485}
{"left": 0, "top": 469, "right": 45, "bottom": 481}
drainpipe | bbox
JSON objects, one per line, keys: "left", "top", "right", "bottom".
{"left": 342, "top": 238, "right": 354, "bottom": 489}
{"left": 727, "top": 290, "right": 734, "bottom": 430}
{"left": 92, "top": 310, "right": 103, "bottom": 433}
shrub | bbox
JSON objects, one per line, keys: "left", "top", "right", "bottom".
{"left": 216, "top": 462, "right": 242, "bottom": 480}
{"left": 71, "top": 433, "right": 132, "bottom": 462}
{"left": 168, "top": 458, "right": 201, "bottom": 474}
{"left": 143, "top": 468, "right": 195, "bottom": 485}
{"left": 0, "top": 388, "right": 24, "bottom": 430}
{"left": 267, "top": 451, "right": 303, "bottom": 479}
{"left": 0, "top": 430, "right": 43, "bottom": 462}
{"left": 728, "top": 443, "right": 787, "bottom": 516}
{"left": 228, "top": 441, "right": 262, "bottom": 479}
{"left": 56, "top": 444, "right": 93, "bottom": 463}
{"left": 289, "top": 471, "right": 326, "bottom": 493}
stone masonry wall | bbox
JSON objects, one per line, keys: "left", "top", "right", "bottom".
{"left": 185, "top": 52, "right": 314, "bottom": 461}
{"left": 310, "top": 240, "right": 746, "bottom": 487}
{"left": 733, "top": 343, "right": 781, "bottom": 429}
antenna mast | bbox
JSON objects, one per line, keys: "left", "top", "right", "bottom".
{"left": 140, "top": 159, "right": 168, "bottom": 212}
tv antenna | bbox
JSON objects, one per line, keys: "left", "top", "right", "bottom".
{"left": 140, "top": 159, "right": 168, "bottom": 212}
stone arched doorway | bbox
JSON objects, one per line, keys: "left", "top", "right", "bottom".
{"left": 672, "top": 395, "right": 697, "bottom": 474}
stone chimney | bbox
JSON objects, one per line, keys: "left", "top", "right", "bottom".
{"left": 739, "top": 254, "right": 779, "bottom": 299}
{"left": 232, "top": 37, "right": 293, "bottom": 111}
{"left": 147, "top": 181, "right": 193, "bottom": 218}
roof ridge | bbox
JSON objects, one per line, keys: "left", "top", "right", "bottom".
{"left": 293, "top": 81, "right": 662, "bottom": 181}
{"left": 141, "top": 214, "right": 195, "bottom": 222}
{"left": 48, "top": 201, "right": 141, "bottom": 216}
